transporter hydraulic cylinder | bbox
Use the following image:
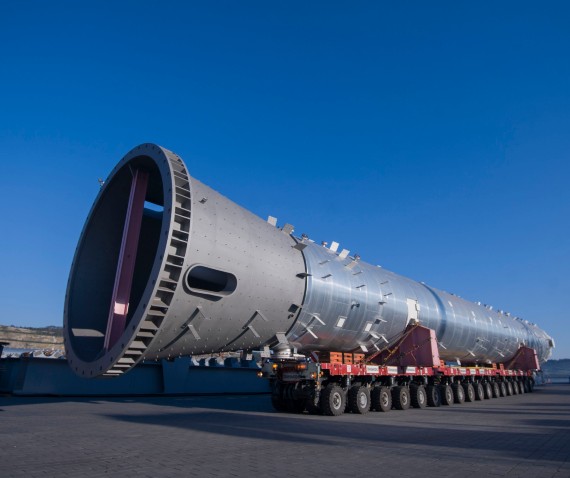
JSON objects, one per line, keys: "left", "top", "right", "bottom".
{"left": 64, "top": 144, "right": 554, "bottom": 377}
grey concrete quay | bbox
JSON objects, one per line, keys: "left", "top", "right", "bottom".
{"left": 1, "top": 384, "right": 568, "bottom": 478}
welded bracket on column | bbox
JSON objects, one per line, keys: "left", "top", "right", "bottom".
{"left": 369, "top": 324, "right": 441, "bottom": 368}
{"left": 182, "top": 306, "right": 210, "bottom": 340}
{"left": 505, "top": 346, "right": 540, "bottom": 371}
{"left": 242, "top": 309, "right": 269, "bottom": 330}
{"left": 104, "top": 169, "right": 149, "bottom": 350}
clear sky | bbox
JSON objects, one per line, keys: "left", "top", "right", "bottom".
{"left": 1, "top": 2, "right": 569, "bottom": 359}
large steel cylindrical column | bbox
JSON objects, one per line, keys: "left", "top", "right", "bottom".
{"left": 64, "top": 144, "right": 306, "bottom": 376}
{"left": 286, "top": 241, "right": 553, "bottom": 364}
{"left": 64, "top": 143, "right": 554, "bottom": 378}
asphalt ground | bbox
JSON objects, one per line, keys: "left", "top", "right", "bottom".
{"left": 0, "top": 384, "right": 569, "bottom": 478}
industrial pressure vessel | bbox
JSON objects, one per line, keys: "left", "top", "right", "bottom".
{"left": 64, "top": 144, "right": 554, "bottom": 377}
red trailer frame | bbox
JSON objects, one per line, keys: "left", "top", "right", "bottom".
{"left": 260, "top": 324, "right": 539, "bottom": 415}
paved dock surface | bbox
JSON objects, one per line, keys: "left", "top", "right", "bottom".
{"left": 1, "top": 384, "right": 569, "bottom": 478}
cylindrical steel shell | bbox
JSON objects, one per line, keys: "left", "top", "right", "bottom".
{"left": 64, "top": 144, "right": 306, "bottom": 377}
{"left": 64, "top": 143, "right": 554, "bottom": 377}
{"left": 288, "top": 242, "right": 553, "bottom": 364}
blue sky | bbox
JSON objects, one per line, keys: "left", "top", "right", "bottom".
{"left": 1, "top": 2, "right": 569, "bottom": 359}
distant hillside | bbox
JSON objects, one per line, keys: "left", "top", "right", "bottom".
{"left": 541, "top": 359, "right": 570, "bottom": 380}
{"left": 0, "top": 325, "right": 64, "bottom": 350}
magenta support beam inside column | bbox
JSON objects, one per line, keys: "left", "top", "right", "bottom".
{"left": 104, "top": 169, "right": 149, "bottom": 351}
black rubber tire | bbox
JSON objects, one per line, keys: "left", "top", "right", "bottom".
{"left": 452, "top": 383, "right": 465, "bottom": 404}
{"left": 511, "top": 381, "right": 519, "bottom": 395}
{"left": 271, "top": 394, "right": 287, "bottom": 412}
{"left": 440, "top": 384, "right": 454, "bottom": 406}
{"left": 484, "top": 382, "right": 493, "bottom": 399}
{"left": 392, "top": 386, "right": 411, "bottom": 410}
{"left": 426, "top": 385, "right": 441, "bottom": 407}
{"left": 506, "top": 381, "right": 513, "bottom": 396}
{"left": 271, "top": 382, "right": 287, "bottom": 412}
{"left": 499, "top": 381, "right": 507, "bottom": 397}
{"left": 410, "top": 384, "right": 427, "bottom": 409}
{"left": 463, "top": 383, "right": 475, "bottom": 402}
{"left": 523, "top": 379, "right": 530, "bottom": 393}
{"left": 474, "top": 382, "right": 485, "bottom": 401}
{"left": 492, "top": 382, "right": 500, "bottom": 398}
{"left": 371, "top": 386, "right": 392, "bottom": 412}
{"left": 321, "top": 385, "right": 345, "bottom": 416}
{"left": 306, "top": 396, "right": 322, "bottom": 415}
{"left": 286, "top": 398, "right": 306, "bottom": 413}
{"left": 348, "top": 385, "right": 371, "bottom": 414}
